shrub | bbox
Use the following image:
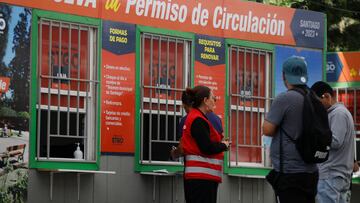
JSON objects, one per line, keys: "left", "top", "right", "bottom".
{"left": 0, "top": 168, "right": 28, "bottom": 203}
{"left": 0, "top": 107, "right": 17, "bottom": 117}
{"left": 17, "top": 112, "right": 30, "bottom": 119}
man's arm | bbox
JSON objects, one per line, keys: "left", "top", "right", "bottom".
{"left": 330, "top": 113, "right": 348, "bottom": 149}
{"left": 262, "top": 92, "right": 286, "bottom": 137}
{"left": 262, "top": 120, "right": 277, "bottom": 137}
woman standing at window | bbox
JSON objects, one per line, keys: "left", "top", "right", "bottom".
{"left": 181, "top": 85, "right": 230, "bottom": 203}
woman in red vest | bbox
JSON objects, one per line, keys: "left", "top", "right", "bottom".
{"left": 181, "top": 85, "right": 230, "bottom": 203}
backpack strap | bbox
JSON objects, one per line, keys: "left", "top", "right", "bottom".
{"left": 290, "top": 86, "right": 309, "bottom": 96}
{"left": 284, "top": 85, "right": 311, "bottom": 143}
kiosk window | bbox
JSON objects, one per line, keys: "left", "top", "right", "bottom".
{"left": 36, "top": 19, "right": 99, "bottom": 161}
{"left": 140, "top": 33, "right": 191, "bottom": 163}
{"left": 228, "top": 46, "right": 273, "bottom": 167}
{"left": 334, "top": 88, "right": 360, "bottom": 160}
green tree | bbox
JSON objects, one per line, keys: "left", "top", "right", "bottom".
{"left": 8, "top": 8, "right": 31, "bottom": 112}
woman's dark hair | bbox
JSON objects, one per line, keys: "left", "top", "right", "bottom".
{"left": 181, "top": 91, "right": 192, "bottom": 106}
{"left": 185, "top": 85, "right": 211, "bottom": 108}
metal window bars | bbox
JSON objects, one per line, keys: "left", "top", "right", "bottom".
{"left": 140, "top": 33, "right": 191, "bottom": 164}
{"left": 334, "top": 87, "right": 360, "bottom": 137}
{"left": 36, "top": 19, "right": 98, "bottom": 162}
{"left": 228, "top": 45, "right": 273, "bottom": 167}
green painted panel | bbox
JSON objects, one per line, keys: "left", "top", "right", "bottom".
{"left": 137, "top": 25, "right": 193, "bottom": 39}
{"left": 29, "top": 10, "right": 39, "bottom": 169}
{"left": 33, "top": 9, "right": 99, "bottom": 25}
{"left": 136, "top": 164, "right": 184, "bottom": 173}
{"left": 134, "top": 26, "right": 141, "bottom": 172}
{"left": 32, "top": 161, "right": 98, "bottom": 170}
{"left": 226, "top": 39, "right": 274, "bottom": 51}
{"left": 323, "top": 16, "right": 328, "bottom": 81}
{"left": 227, "top": 167, "right": 271, "bottom": 177}
{"left": 329, "top": 82, "right": 360, "bottom": 88}
{"left": 353, "top": 177, "right": 360, "bottom": 184}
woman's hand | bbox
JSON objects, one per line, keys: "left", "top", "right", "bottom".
{"left": 221, "top": 140, "right": 231, "bottom": 150}
{"left": 170, "top": 143, "right": 183, "bottom": 160}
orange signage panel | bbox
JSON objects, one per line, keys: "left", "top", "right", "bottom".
{"left": 0, "top": 77, "right": 10, "bottom": 93}
{"left": 327, "top": 52, "right": 360, "bottom": 83}
{"left": 3, "top": 0, "right": 325, "bottom": 48}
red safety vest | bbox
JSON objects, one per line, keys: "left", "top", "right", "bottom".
{"left": 182, "top": 108, "right": 224, "bottom": 183}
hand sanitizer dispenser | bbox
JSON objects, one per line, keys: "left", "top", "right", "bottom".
{"left": 74, "top": 143, "right": 83, "bottom": 159}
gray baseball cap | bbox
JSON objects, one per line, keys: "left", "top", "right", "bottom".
{"left": 282, "top": 56, "right": 308, "bottom": 85}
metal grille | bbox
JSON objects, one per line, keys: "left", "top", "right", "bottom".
{"left": 333, "top": 87, "right": 360, "bottom": 160}
{"left": 334, "top": 87, "right": 360, "bottom": 137}
{"left": 228, "top": 46, "right": 273, "bottom": 167}
{"left": 140, "top": 33, "right": 191, "bottom": 164}
{"left": 36, "top": 19, "right": 99, "bottom": 162}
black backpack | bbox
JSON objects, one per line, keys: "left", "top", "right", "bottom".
{"left": 284, "top": 86, "right": 332, "bottom": 164}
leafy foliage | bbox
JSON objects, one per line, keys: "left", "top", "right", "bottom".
{"left": 0, "top": 191, "right": 12, "bottom": 203}
{"left": 17, "top": 111, "right": 30, "bottom": 119}
{"left": 7, "top": 171, "right": 28, "bottom": 203}
{"left": 0, "top": 168, "right": 28, "bottom": 203}
{"left": 0, "top": 106, "right": 17, "bottom": 117}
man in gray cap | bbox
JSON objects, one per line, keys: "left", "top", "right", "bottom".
{"left": 263, "top": 56, "right": 318, "bottom": 203}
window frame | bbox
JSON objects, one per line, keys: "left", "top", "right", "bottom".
{"left": 224, "top": 39, "right": 274, "bottom": 177}
{"left": 30, "top": 9, "right": 101, "bottom": 170}
{"left": 332, "top": 87, "right": 360, "bottom": 134}
{"left": 134, "top": 26, "right": 194, "bottom": 172}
